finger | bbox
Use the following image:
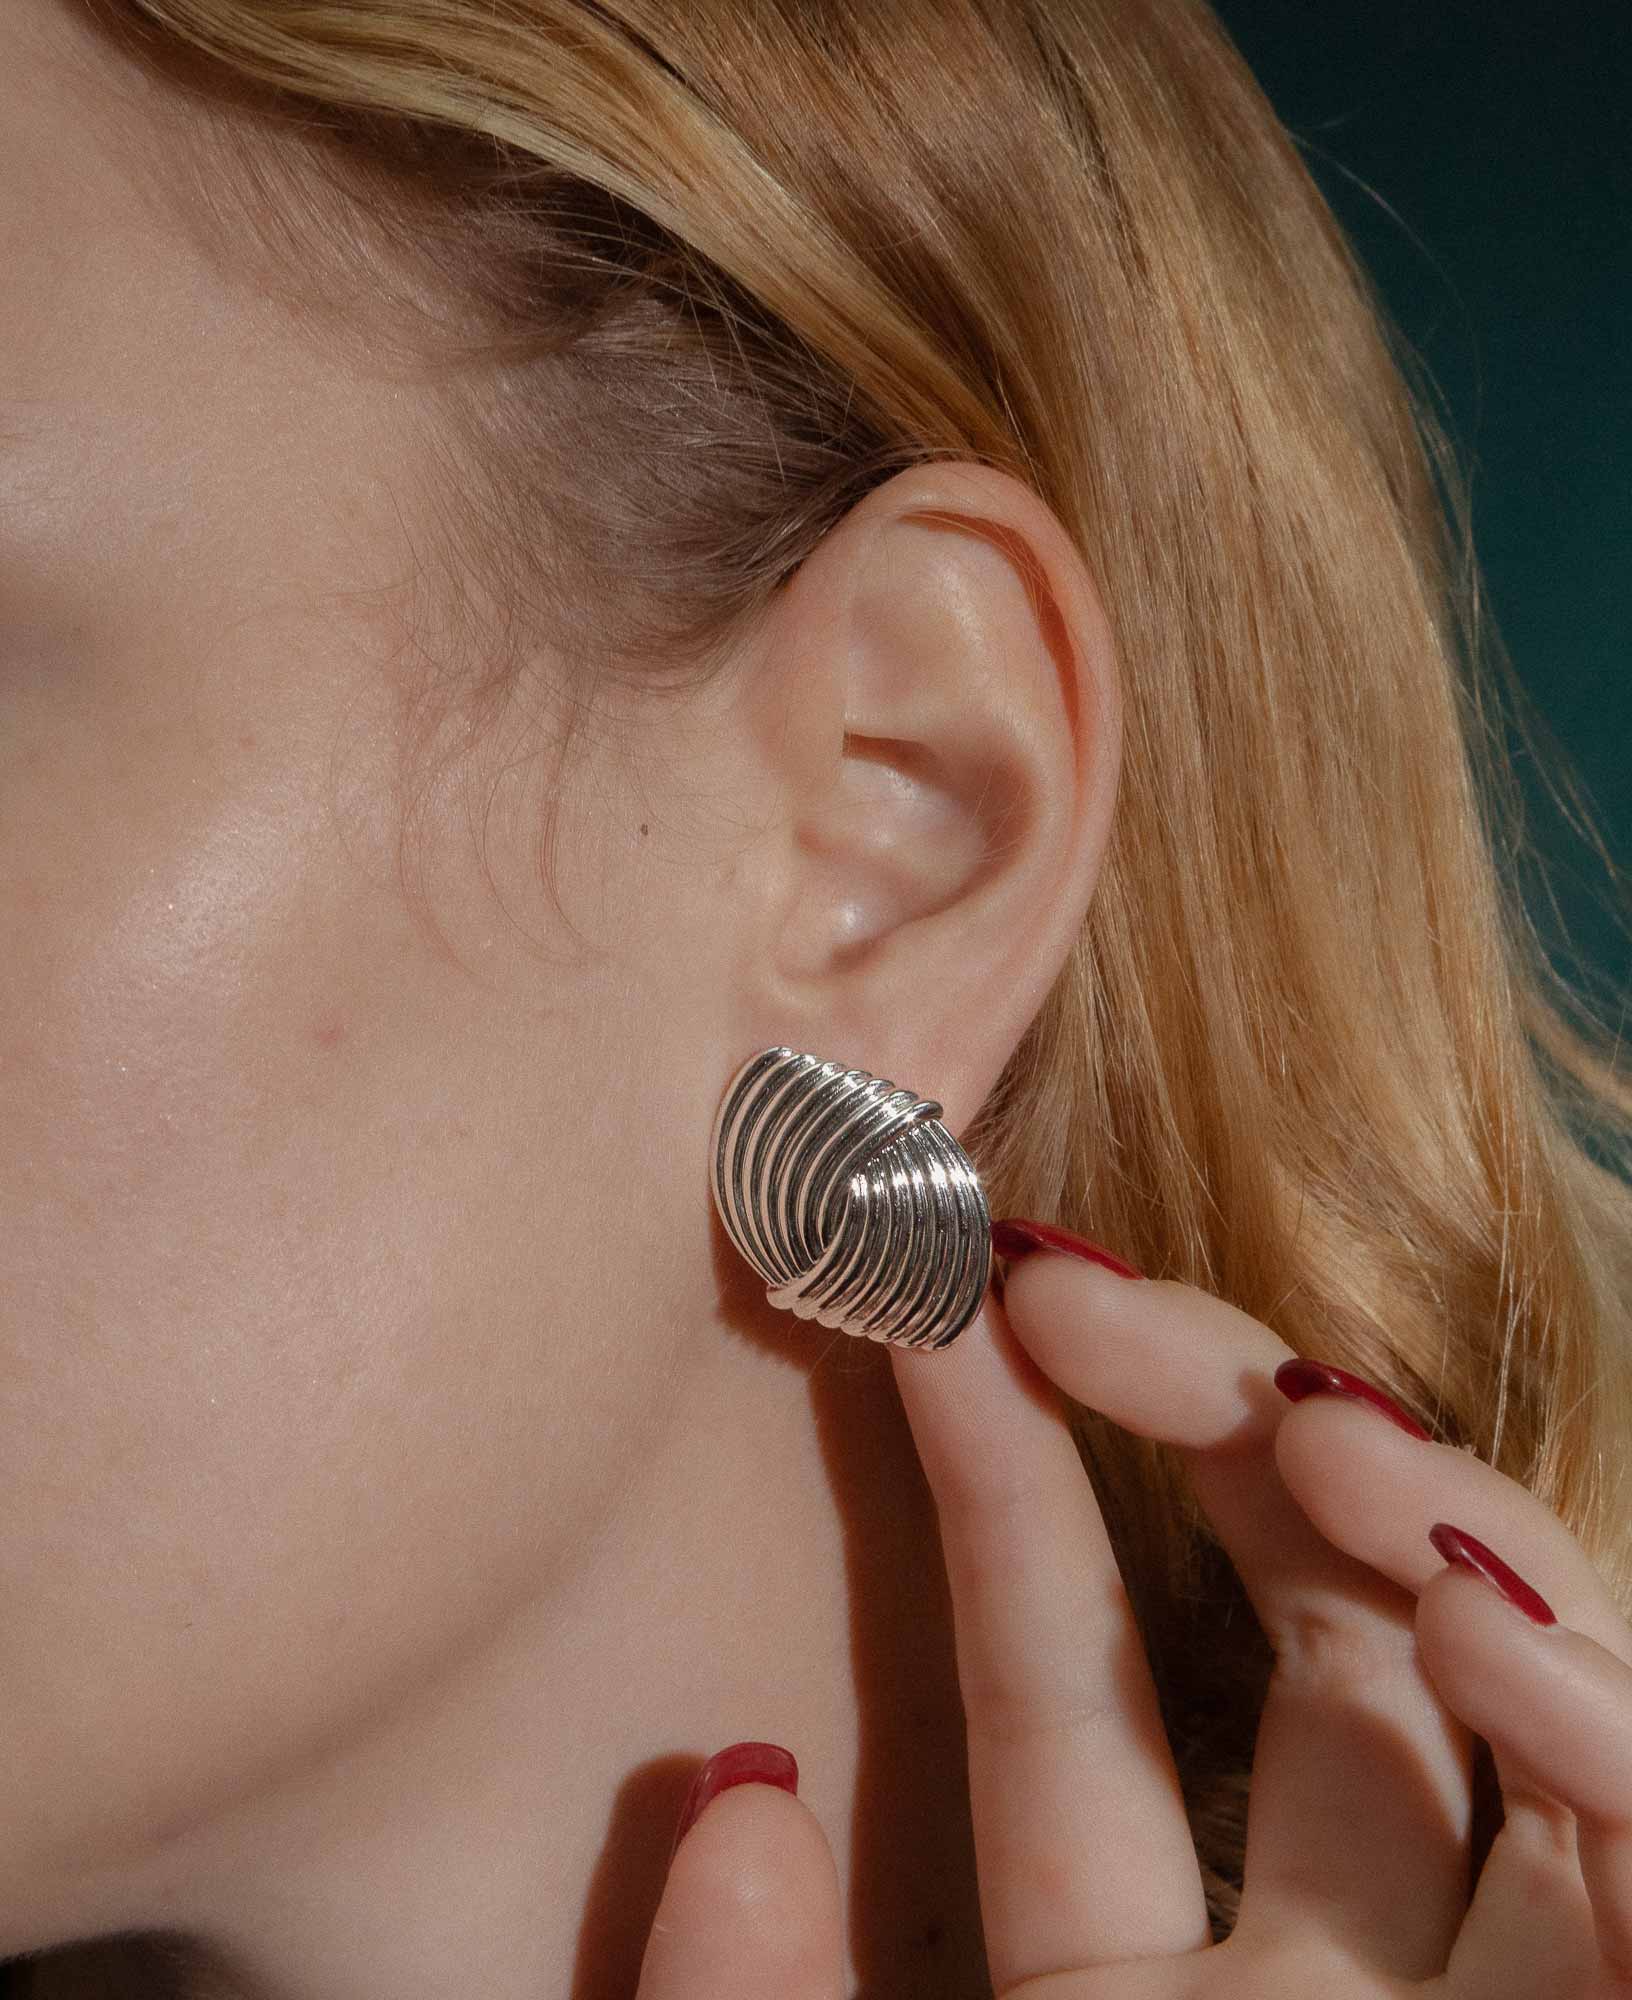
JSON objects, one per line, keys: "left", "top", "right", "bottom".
{"left": 1270, "top": 1381, "right": 1632, "bottom": 1978}
{"left": 1271, "top": 1395, "right": 1632, "bottom": 1663}
{"left": 635, "top": 1751, "right": 843, "bottom": 2000}
{"left": 890, "top": 1293, "right": 1211, "bottom": 1994}
{"left": 1412, "top": 1561, "right": 1632, "bottom": 1991}
{"left": 993, "top": 1245, "right": 1474, "bottom": 1980}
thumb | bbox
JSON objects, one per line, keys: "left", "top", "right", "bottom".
{"left": 635, "top": 1742, "right": 845, "bottom": 2000}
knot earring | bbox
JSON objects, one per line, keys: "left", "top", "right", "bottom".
{"left": 709, "top": 1047, "right": 992, "bottom": 1352}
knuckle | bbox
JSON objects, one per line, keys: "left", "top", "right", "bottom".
{"left": 1266, "top": 1600, "right": 1420, "bottom": 1699}
{"left": 1502, "top": 1789, "right": 1583, "bottom": 1860}
{"left": 935, "top": 1471, "right": 1053, "bottom": 1536}
{"left": 961, "top": 1673, "right": 1121, "bottom": 1750}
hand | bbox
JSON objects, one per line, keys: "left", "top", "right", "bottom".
{"left": 635, "top": 1227, "right": 1632, "bottom": 1996}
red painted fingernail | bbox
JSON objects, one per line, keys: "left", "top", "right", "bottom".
{"left": 1429, "top": 1523, "right": 1557, "bottom": 1627}
{"left": 990, "top": 1217, "right": 1144, "bottom": 1280}
{"left": 1273, "top": 1358, "right": 1432, "bottom": 1440}
{"left": 671, "top": 1741, "right": 799, "bottom": 1859}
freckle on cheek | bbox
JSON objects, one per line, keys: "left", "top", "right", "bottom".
{"left": 313, "top": 1018, "right": 346, "bottom": 1051}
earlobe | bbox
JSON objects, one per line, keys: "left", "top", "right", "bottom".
{"left": 743, "top": 461, "right": 1120, "bottom": 1135}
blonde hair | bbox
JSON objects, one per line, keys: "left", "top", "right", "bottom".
{"left": 43, "top": 0, "right": 1632, "bottom": 1974}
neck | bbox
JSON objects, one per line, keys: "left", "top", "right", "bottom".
{"left": 30, "top": 1320, "right": 989, "bottom": 2000}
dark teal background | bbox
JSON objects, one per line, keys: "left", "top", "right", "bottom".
{"left": 1216, "top": 1, "right": 1630, "bottom": 996}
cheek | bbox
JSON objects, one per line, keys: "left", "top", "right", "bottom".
{"left": 0, "top": 689, "right": 661, "bottom": 1913}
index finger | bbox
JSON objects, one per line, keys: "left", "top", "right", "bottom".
{"left": 890, "top": 1290, "right": 1212, "bottom": 1993}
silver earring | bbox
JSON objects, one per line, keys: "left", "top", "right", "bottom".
{"left": 709, "top": 1047, "right": 992, "bottom": 1352}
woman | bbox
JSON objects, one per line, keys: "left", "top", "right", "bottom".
{"left": 4, "top": 0, "right": 1630, "bottom": 1993}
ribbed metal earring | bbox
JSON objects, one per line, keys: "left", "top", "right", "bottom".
{"left": 709, "top": 1047, "right": 992, "bottom": 1352}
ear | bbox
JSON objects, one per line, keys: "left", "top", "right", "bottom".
{"left": 722, "top": 461, "right": 1121, "bottom": 1135}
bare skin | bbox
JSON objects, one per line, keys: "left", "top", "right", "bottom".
{"left": 636, "top": 1246, "right": 1632, "bottom": 1996}
{"left": 1, "top": 3, "right": 1120, "bottom": 1995}
{"left": 21, "top": 5, "right": 1623, "bottom": 1999}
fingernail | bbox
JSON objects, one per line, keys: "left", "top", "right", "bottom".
{"left": 990, "top": 1217, "right": 1144, "bottom": 1280}
{"left": 671, "top": 1741, "right": 799, "bottom": 1858}
{"left": 1273, "top": 1358, "right": 1432, "bottom": 1440}
{"left": 1429, "top": 1523, "right": 1557, "bottom": 1626}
